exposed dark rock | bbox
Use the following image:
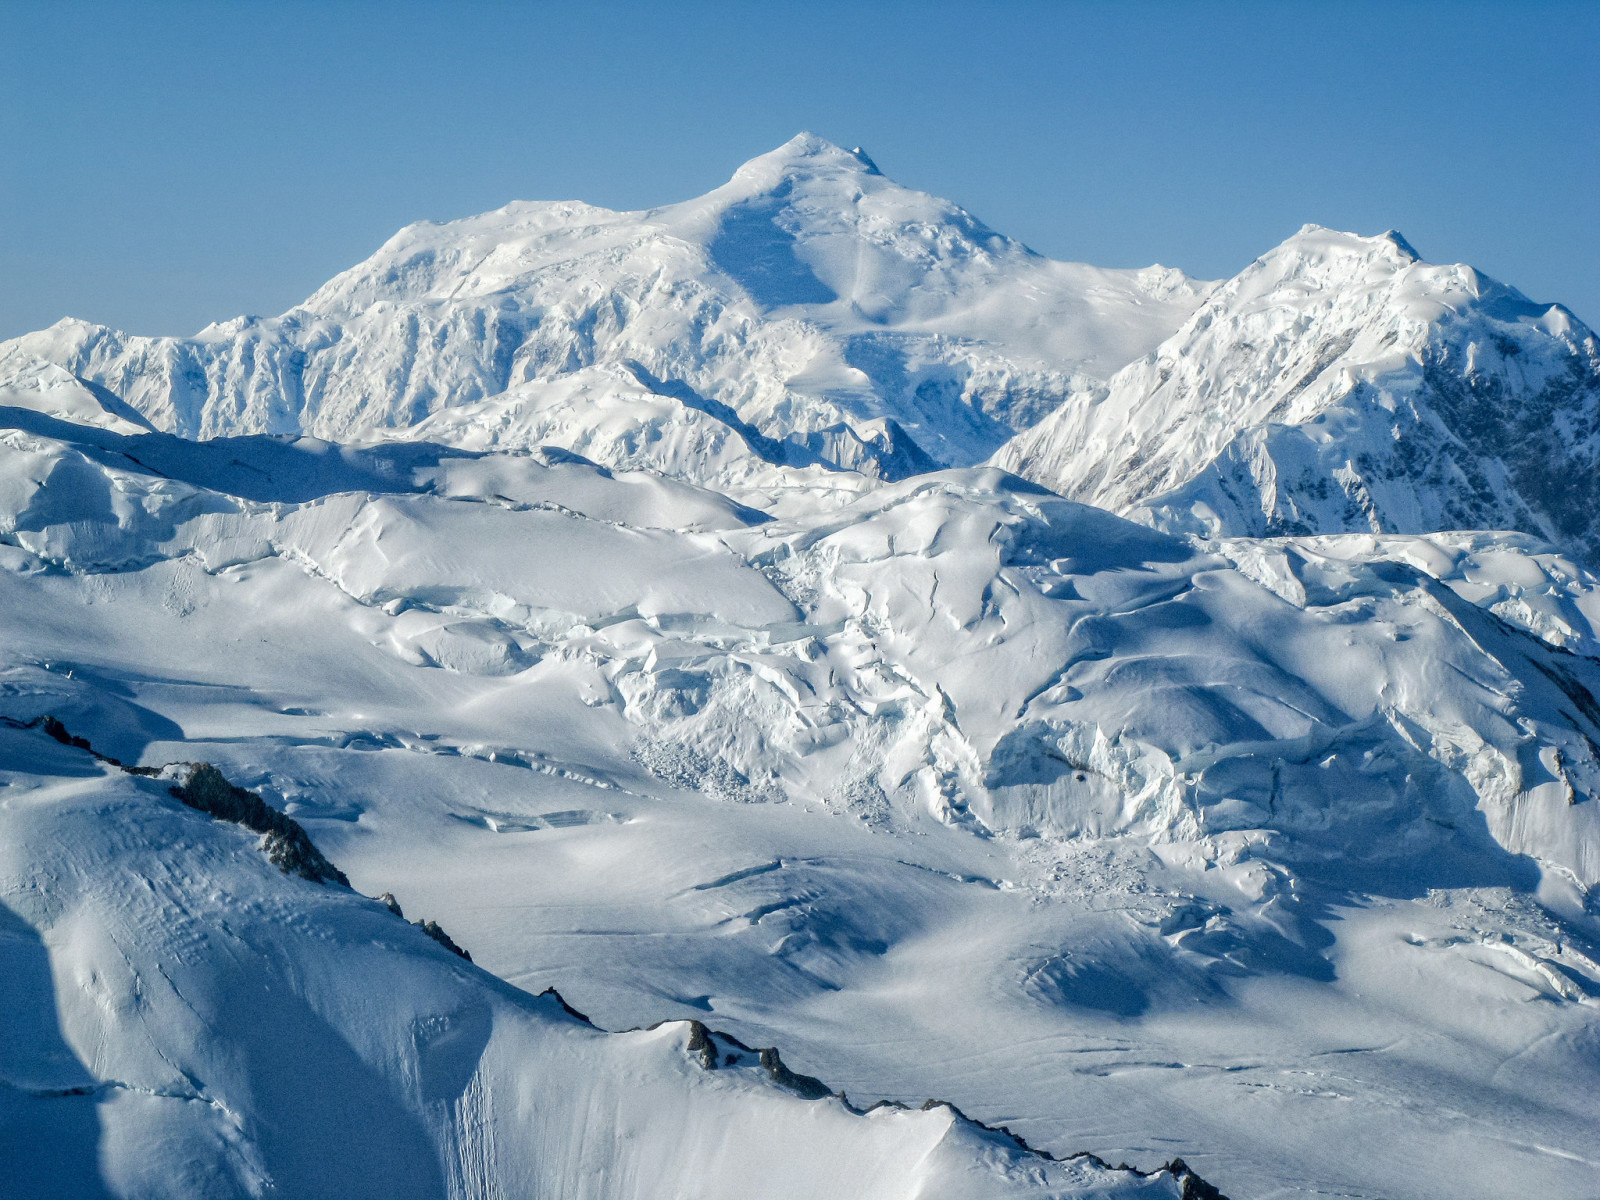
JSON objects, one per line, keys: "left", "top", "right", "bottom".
{"left": 686, "top": 1019, "right": 718, "bottom": 1070}
{"left": 368, "top": 889, "right": 473, "bottom": 963}
{"left": 7, "top": 713, "right": 138, "bottom": 769}
{"left": 413, "top": 918, "right": 471, "bottom": 961}
{"left": 1165, "top": 1157, "right": 1228, "bottom": 1200}
{"left": 535, "top": 987, "right": 595, "bottom": 1027}
{"left": 41, "top": 715, "right": 98, "bottom": 756}
{"left": 171, "top": 763, "right": 349, "bottom": 887}
{"left": 757, "top": 1046, "right": 833, "bottom": 1100}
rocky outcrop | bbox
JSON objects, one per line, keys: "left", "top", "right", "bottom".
{"left": 675, "top": 1019, "right": 1231, "bottom": 1196}
{"left": 170, "top": 763, "right": 350, "bottom": 886}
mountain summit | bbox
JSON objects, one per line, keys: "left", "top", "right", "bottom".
{"left": 0, "top": 135, "right": 1210, "bottom": 484}
{"left": 994, "top": 224, "right": 1600, "bottom": 562}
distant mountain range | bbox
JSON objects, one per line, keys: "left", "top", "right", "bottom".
{"left": 0, "top": 135, "right": 1209, "bottom": 485}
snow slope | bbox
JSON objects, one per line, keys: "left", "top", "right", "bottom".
{"left": 0, "top": 135, "right": 1211, "bottom": 481}
{"left": 3, "top": 397, "right": 1600, "bottom": 1198}
{"left": 0, "top": 728, "right": 1202, "bottom": 1200}
{"left": 0, "top": 345, "right": 156, "bottom": 437}
{"left": 994, "top": 226, "right": 1600, "bottom": 563}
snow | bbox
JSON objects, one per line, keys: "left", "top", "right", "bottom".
{"left": 994, "top": 225, "right": 1600, "bottom": 563}
{"left": 4, "top": 147, "right": 1600, "bottom": 1200}
{"left": 2, "top": 389, "right": 1600, "bottom": 1197}
{"left": 0, "top": 733, "right": 1191, "bottom": 1200}
{"left": 0, "top": 135, "right": 1212, "bottom": 479}
{"left": 0, "top": 346, "right": 156, "bottom": 437}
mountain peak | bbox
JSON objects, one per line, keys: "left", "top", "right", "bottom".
{"left": 1264, "top": 224, "right": 1425, "bottom": 272}
{"left": 729, "top": 133, "right": 883, "bottom": 189}
{"left": 996, "top": 212, "right": 1600, "bottom": 564}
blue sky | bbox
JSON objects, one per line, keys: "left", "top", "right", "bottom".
{"left": 2, "top": 0, "right": 1595, "bottom": 338}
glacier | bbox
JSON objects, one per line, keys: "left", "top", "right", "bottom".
{"left": 3, "top": 137, "right": 1600, "bottom": 1200}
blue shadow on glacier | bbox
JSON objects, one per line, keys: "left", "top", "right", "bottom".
{"left": 0, "top": 405, "right": 477, "bottom": 504}
{"left": 0, "top": 666, "right": 187, "bottom": 768}
{"left": 0, "top": 901, "right": 114, "bottom": 1200}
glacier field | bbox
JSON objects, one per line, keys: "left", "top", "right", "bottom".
{"left": 2, "top": 135, "right": 1599, "bottom": 1200}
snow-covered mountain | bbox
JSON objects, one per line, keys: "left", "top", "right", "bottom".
{"left": 4, "top": 389, "right": 1600, "bottom": 1199}
{"left": 0, "top": 135, "right": 1210, "bottom": 484}
{"left": 995, "top": 226, "right": 1600, "bottom": 562}
{"left": 9, "top": 140, "right": 1600, "bottom": 1200}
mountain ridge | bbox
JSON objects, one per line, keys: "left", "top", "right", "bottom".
{"left": 993, "top": 223, "right": 1600, "bottom": 563}
{"left": 0, "top": 134, "right": 1212, "bottom": 481}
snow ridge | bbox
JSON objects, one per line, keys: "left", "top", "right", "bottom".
{"left": 995, "top": 225, "right": 1600, "bottom": 562}
{"left": 0, "top": 134, "right": 1210, "bottom": 483}
{"left": 0, "top": 722, "right": 1203, "bottom": 1200}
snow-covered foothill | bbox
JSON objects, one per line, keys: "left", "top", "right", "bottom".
{"left": 995, "top": 225, "right": 1600, "bottom": 562}
{"left": 2, "top": 402, "right": 1600, "bottom": 1198}
{"left": 0, "top": 724, "right": 1203, "bottom": 1200}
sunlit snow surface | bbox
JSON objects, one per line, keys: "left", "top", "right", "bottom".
{"left": 5, "top": 140, "right": 1600, "bottom": 1200}
{"left": 0, "top": 135, "right": 1211, "bottom": 481}
{"left": 1, "top": 396, "right": 1598, "bottom": 1199}
{"left": 996, "top": 226, "right": 1600, "bottom": 564}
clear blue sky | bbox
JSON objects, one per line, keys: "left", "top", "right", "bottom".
{"left": 2, "top": 0, "right": 1595, "bottom": 339}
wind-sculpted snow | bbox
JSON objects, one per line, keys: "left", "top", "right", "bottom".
{"left": 0, "top": 135, "right": 1210, "bottom": 483}
{"left": 0, "top": 730, "right": 1205, "bottom": 1200}
{"left": 995, "top": 225, "right": 1600, "bottom": 564}
{"left": 8, "top": 408, "right": 1600, "bottom": 882}
{"left": 4, "top": 399, "right": 1600, "bottom": 1196}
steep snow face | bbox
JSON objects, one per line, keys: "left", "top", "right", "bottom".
{"left": 0, "top": 135, "right": 1210, "bottom": 479}
{"left": 0, "top": 346, "right": 156, "bottom": 437}
{"left": 4, "top": 407, "right": 1600, "bottom": 1198}
{"left": 0, "top": 734, "right": 1194, "bottom": 1200}
{"left": 994, "top": 226, "right": 1600, "bottom": 563}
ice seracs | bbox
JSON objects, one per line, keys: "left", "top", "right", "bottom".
{"left": 994, "top": 224, "right": 1600, "bottom": 562}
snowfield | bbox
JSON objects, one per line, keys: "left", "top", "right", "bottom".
{"left": 2, "top": 736, "right": 1206, "bottom": 1200}
{"left": 4, "top": 138, "right": 1600, "bottom": 1200}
